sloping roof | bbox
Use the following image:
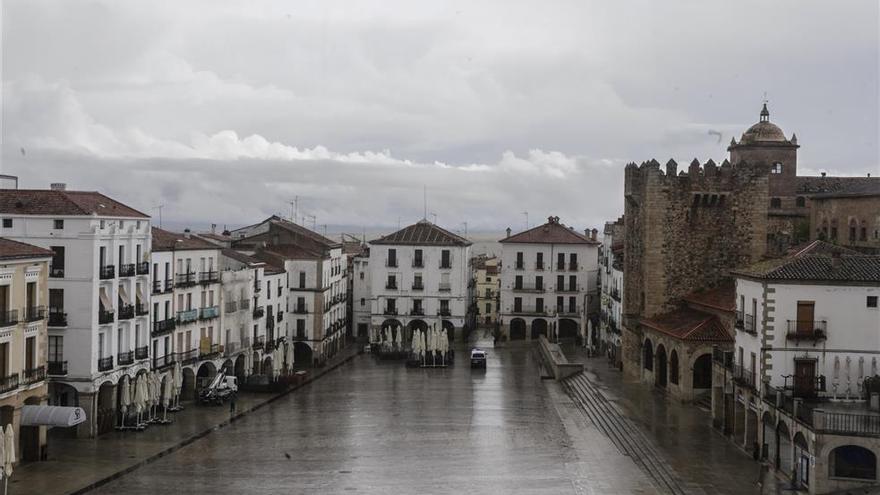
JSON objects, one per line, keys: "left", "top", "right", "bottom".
{"left": 501, "top": 217, "right": 598, "bottom": 245}
{"left": 221, "top": 249, "right": 264, "bottom": 266}
{"left": 198, "top": 232, "right": 232, "bottom": 242}
{"left": 0, "top": 238, "right": 53, "bottom": 261}
{"left": 152, "top": 228, "right": 219, "bottom": 252}
{"left": 268, "top": 216, "right": 340, "bottom": 248}
{"left": 641, "top": 308, "right": 733, "bottom": 343}
{"left": 733, "top": 241, "right": 880, "bottom": 283}
{"left": 370, "top": 220, "right": 471, "bottom": 246}
{"left": 249, "top": 251, "right": 288, "bottom": 275}
{"left": 797, "top": 176, "right": 880, "bottom": 197}
{"left": 683, "top": 281, "right": 736, "bottom": 313}
{"left": 808, "top": 179, "right": 880, "bottom": 199}
{"left": 0, "top": 189, "right": 149, "bottom": 218}
{"left": 261, "top": 244, "right": 322, "bottom": 260}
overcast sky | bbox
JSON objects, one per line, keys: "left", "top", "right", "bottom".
{"left": 2, "top": 1, "right": 877, "bottom": 233}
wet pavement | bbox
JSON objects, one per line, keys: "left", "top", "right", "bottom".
{"left": 90, "top": 332, "right": 658, "bottom": 495}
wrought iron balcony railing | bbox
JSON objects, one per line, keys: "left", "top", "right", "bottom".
{"left": 48, "top": 361, "right": 68, "bottom": 376}
{"left": 199, "top": 306, "right": 219, "bottom": 320}
{"left": 136, "top": 262, "right": 150, "bottom": 275}
{"left": 119, "top": 263, "right": 136, "bottom": 277}
{"left": 175, "top": 272, "right": 197, "bottom": 287}
{"left": 26, "top": 305, "right": 46, "bottom": 322}
{"left": 0, "top": 374, "right": 19, "bottom": 394}
{"left": 0, "top": 310, "right": 17, "bottom": 328}
{"left": 512, "top": 284, "right": 543, "bottom": 293}
{"left": 179, "top": 349, "right": 198, "bottom": 364}
{"left": 99, "top": 309, "right": 115, "bottom": 324}
{"left": 118, "top": 304, "right": 134, "bottom": 320}
{"left": 252, "top": 306, "right": 265, "bottom": 319}
{"left": 225, "top": 301, "right": 238, "bottom": 314}
{"left": 786, "top": 320, "right": 827, "bottom": 341}
{"left": 118, "top": 350, "right": 134, "bottom": 365}
{"left": 439, "top": 282, "right": 452, "bottom": 292}
{"left": 198, "top": 271, "right": 219, "bottom": 285}
{"left": 135, "top": 346, "right": 149, "bottom": 360}
{"left": 136, "top": 303, "right": 149, "bottom": 316}
{"left": 23, "top": 366, "right": 46, "bottom": 385}
{"left": 50, "top": 266, "right": 65, "bottom": 278}
{"left": 152, "top": 318, "right": 176, "bottom": 336}
{"left": 99, "top": 265, "right": 115, "bottom": 280}
{"left": 97, "top": 356, "right": 114, "bottom": 371}
{"left": 176, "top": 309, "right": 198, "bottom": 324}
{"left": 383, "top": 308, "right": 398, "bottom": 316}
{"left": 152, "top": 353, "right": 176, "bottom": 370}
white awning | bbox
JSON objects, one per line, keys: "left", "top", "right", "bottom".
{"left": 118, "top": 284, "right": 131, "bottom": 305}
{"left": 20, "top": 405, "right": 86, "bottom": 427}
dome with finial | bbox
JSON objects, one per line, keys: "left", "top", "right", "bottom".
{"left": 737, "top": 103, "right": 789, "bottom": 144}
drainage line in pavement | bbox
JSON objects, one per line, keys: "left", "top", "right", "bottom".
{"left": 69, "top": 350, "right": 361, "bottom": 495}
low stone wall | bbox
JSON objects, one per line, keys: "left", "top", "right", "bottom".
{"left": 537, "top": 336, "right": 583, "bottom": 380}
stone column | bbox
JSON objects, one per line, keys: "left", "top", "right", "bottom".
{"left": 77, "top": 391, "right": 97, "bottom": 439}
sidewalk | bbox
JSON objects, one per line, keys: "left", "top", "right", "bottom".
{"left": 13, "top": 345, "right": 362, "bottom": 495}
{"left": 562, "top": 346, "right": 795, "bottom": 495}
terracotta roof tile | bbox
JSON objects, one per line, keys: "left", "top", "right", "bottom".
{"left": 641, "top": 308, "right": 733, "bottom": 343}
{"left": 683, "top": 280, "right": 736, "bottom": 312}
{"left": 370, "top": 220, "right": 471, "bottom": 246}
{"left": 0, "top": 189, "right": 148, "bottom": 218}
{"left": 501, "top": 217, "right": 598, "bottom": 245}
{"left": 0, "top": 238, "right": 53, "bottom": 260}
{"left": 152, "top": 228, "right": 219, "bottom": 252}
{"left": 733, "top": 241, "right": 880, "bottom": 283}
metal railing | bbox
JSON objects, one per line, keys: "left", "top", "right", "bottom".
{"left": 510, "top": 307, "right": 547, "bottom": 316}
{"left": 99, "top": 265, "right": 115, "bottom": 280}
{"left": 152, "top": 279, "right": 163, "bottom": 294}
{"left": 152, "top": 353, "right": 176, "bottom": 370}
{"left": 176, "top": 308, "right": 198, "bottom": 324}
{"left": 118, "top": 304, "right": 134, "bottom": 320}
{"left": 175, "top": 272, "right": 196, "bottom": 287}
{"left": 569, "top": 262, "right": 578, "bottom": 271}
{"left": 199, "top": 271, "right": 219, "bottom": 284}
{"left": 385, "top": 282, "right": 398, "bottom": 290}
{"left": 512, "top": 283, "right": 544, "bottom": 292}
{"left": 410, "top": 308, "right": 425, "bottom": 316}
{"left": 26, "top": 305, "right": 46, "bottom": 322}
{"left": 119, "top": 263, "right": 136, "bottom": 277}
{"left": 557, "top": 306, "right": 581, "bottom": 316}
{"left": 199, "top": 306, "right": 219, "bottom": 320}
{"left": 239, "top": 299, "right": 250, "bottom": 310}
{"left": 437, "top": 309, "right": 452, "bottom": 317}
{"left": 383, "top": 308, "right": 398, "bottom": 316}
{"left": 136, "top": 303, "right": 149, "bottom": 316}
{"left": 99, "top": 309, "right": 115, "bottom": 324}
{"left": 252, "top": 306, "right": 265, "bottom": 319}
{"left": 439, "top": 261, "right": 452, "bottom": 269}
{"left": 412, "top": 259, "right": 424, "bottom": 268}
{"left": 535, "top": 261, "right": 545, "bottom": 270}
{"left": 0, "top": 310, "right": 17, "bottom": 328}
{"left": 152, "top": 318, "right": 176, "bottom": 336}
{"left": 118, "top": 350, "right": 134, "bottom": 365}
{"left": 735, "top": 310, "right": 744, "bottom": 329}
{"left": 252, "top": 336, "right": 265, "bottom": 350}
{"left": 135, "top": 346, "right": 149, "bottom": 360}
{"left": 0, "top": 374, "right": 19, "bottom": 394}
{"left": 23, "top": 366, "right": 46, "bottom": 385}
{"left": 732, "top": 363, "right": 756, "bottom": 389}
{"left": 815, "top": 411, "right": 880, "bottom": 436}
{"left": 385, "top": 259, "right": 398, "bottom": 268}
{"left": 98, "top": 356, "right": 114, "bottom": 371}
{"left": 515, "top": 262, "right": 524, "bottom": 270}
{"left": 225, "top": 301, "right": 238, "bottom": 314}
{"left": 50, "top": 266, "right": 65, "bottom": 278}
{"left": 293, "top": 305, "right": 308, "bottom": 314}
{"left": 179, "top": 349, "right": 198, "bottom": 364}
{"left": 411, "top": 282, "right": 424, "bottom": 291}
{"left": 48, "top": 361, "right": 68, "bottom": 376}
{"left": 136, "top": 262, "right": 150, "bottom": 275}
{"left": 743, "top": 314, "right": 756, "bottom": 334}
{"left": 786, "top": 320, "right": 827, "bottom": 341}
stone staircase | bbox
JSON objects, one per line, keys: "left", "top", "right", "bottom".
{"left": 561, "top": 373, "right": 690, "bottom": 495}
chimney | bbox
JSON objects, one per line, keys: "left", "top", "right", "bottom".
{"left": 821, "top": 172, "right": 826, "bottom": 178}
{"left": 183, "top": 228, "right": 191, "bottom": 239}
{"left": 505, "top": 227, "right": 511, "bottom": 239}
{"left": 591, "top": 228, "right": 598, "bottom": 241}
{"left": 211, "top": 223, "right": 217, "bottom": 234}
{"left": 50, "top": 183, "right": 66, "bottom": 191}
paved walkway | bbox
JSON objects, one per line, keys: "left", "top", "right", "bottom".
{"left": 12, "top": 345, "right": 361, "bottom": 495}
{"left": 562, "top": 346, "right": 797, "bottom": 495}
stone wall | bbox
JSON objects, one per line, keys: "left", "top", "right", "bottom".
{"left": 810, "top": 194, "right": 880, "bottom": 253}
{"left": 621, "top": 158, "right": 770, "bottom": 376}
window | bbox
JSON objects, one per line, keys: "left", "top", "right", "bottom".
{"left": 1, "top": 219, "right": 11, "bottom": 228}
{"left": 387, "top": 249, "right": 397, "bottom": 267}
{"left": 536, "top": 252, "right": 543, "bottom": 269}
{"left": 868, "top": 296, "right": 878, "bottom": 308}
{"left": 485, "top": 303, "right": 491, "bottom": 314}
{"left": 771, "top": 162, "right": 782, "bottom": 174}
{"left": 515, "top": 252, "right": 523, "bottom": 269}
{"left": 557, "top": 275, "right": 564, "bottom": 291}
{"left": 514, "top": 275, "right": 523, "bottom": 290}
{"left": 48, "top": 336, "right": 64, "bottom": 362}
{"left": 299, "top": 271, "right": 306, "bottom": 288}
{"left": 386, "top": 274, "right": 397, "bottom": 289}
{"left": 796, "top": 196, "right": 806, "bottom": 207}
{"left": 770, "top": 197, "right": 781, "bottom": 208}
{"left": 360, "top": 298, "right": 365, "bottom": 306}
{"left": 831, "top": 445, "right": 877, "bottom": 480}
{"left": 513, "top": 297, "right": 522, "bottom": 312}
{"left": 535, "top": 276, "right": 543, "bottom": 290}
{"left": 53, "top": 219, "right": 64, "bottom": 229}
{"left": 359, "top": 272, "right": 364, "bottom": 280}
{"left": 440, "top": 250, "right": 451, "bottom": 268}
{"left": 557, "top": 253, "right": 565, "bottom": 270}
{"left": 569, "top": 275, "right": 576, "bottom": 291}
{"left": 413, "top": 249, "right": 423, "bottom": 267}
{"left": 50, "top": 246, "right": 65, "bottom": 277}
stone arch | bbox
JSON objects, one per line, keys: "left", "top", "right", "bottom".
{"left": 221, "top": 359, "right": 234, "bottom": 375}
{"left": 441, "top": 320, "right": 455, "bottom": 341}
{"left": 263, "top": 356, "right": 274, "bottom": 379}
{"left": 655, "top": 344, "right": 668, "bottom": 388}
{"left": 830, "top": 445, "right": 877, "bottom": 480}
{"left": 669, "top": 350, "right": 679, "bottom": 385}
{"left": 196, "top": 361, "right": 217, "bottom": 392}
{"left": 531, "top": 318, "right": 548, "bottom": 340}
{"left": 182, "top": 367, "right": 197, "bottom": 401}
{"left": 234, "top": 354, "right": 246, "bottom": 379}
{"left": 558, "top": 318, "right": 578, "bottom": 340}
{"left": 50, "top": 382, "right": 78, "bottom": 407}
{"left": 252, "top": 351, "right": 261, "bottom": 374}
{"left": 692, "top": 353, "right": 713, "bottom": 389}
{"left": 643, "top": 338, "right": 653, "bottom": 371}
{"left": 793, "top": 432, "right": 811, "bottom": 487}
{"left": 293, "top": 342, "right": 313, "bottom": 368}
{"left": 96, "top": 380, "right": 116, "bottom": 435}
{"left": 777, "top": 420, "right": 792, "bottom": 475}
{"left": 509, "top": 318, "right": 526, "bottom": 341}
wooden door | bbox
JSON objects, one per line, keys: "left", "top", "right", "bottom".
{"left": 796, "top": 302, "right": 814, "bottom": 335}
{"left": 794, "top": 360, "right": 816, "bottom": 398}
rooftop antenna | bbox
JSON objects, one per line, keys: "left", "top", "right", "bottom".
{"left": 461, "top": 221, "right": 468, "bottom": 237}
{"left": 288, "top": 196, "right": 298, "bottom": 223}
{"left": 322, "top": 224, "right": 327, "bottom": 237}
{"left": 153, "top": 204, "right": 165, "bottom": 228}
{"left": 430, "top": 212, "right": 437, "bottom": 224}
{"left": 397, "top": 217, "right": 401, "bottom": 229}
{"left": 522, "top": 211, "right": 529, "bottom": 230}
{"left": 423, "top": 185, "right": 427, "bottom": 220}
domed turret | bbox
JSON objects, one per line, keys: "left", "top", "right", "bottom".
{"left": 736, "top": 103, "right": 790, "bottom": 144}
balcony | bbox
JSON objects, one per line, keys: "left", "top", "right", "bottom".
{"left": 0, "top": 374, "right": 19, "bottom": 394}
{"left": 99, "top": 309, "right": 115, "bottom": 324}
{"left": 383, "top": 308, "right": 398, "bottom": 316}
{"left": 439, "top": 262, "right": 452, "bottom": 270}
{"left": 439, "top": 282, "right": 452, "bottom": 292}
{"left": 512, "top": 284, "right": 544, "bottom": 293}
{"left": 199, "top": 271, "right": 219, "bottom": 285}
{"left": 225, "top": 301, "right": 238, "bottom": 314}
{"left": 179, "top": 349, "right": 198, "bottom": 364}
{"left": 0, "top": 310, "right": 17, "bottom": 328}
{"left": 277, "top": 312, "right": 283, "bottom": 322}
{"left": 252, "top": 335, "right": 265, "bottom": 350}
{"left": 98, "top": 356, "right": 114, "bottom": 372}
{"left": 175, "top": 272, "right": 196, "bottom": 288}
{"left": 135, "top": 346, "right": 149, "bottom": 360}
{"left": 136, "top": 303, "right": 149, "bottom": 316}
{"left": 732, "top": 363, "right": 756, "bottom": 389}
{"left": 252, "top": 306, "right": 265, "bottom": 319}
{"left": 223, "top": 342, "right": 239, "bottom": 357}
{"left": 437, "top": 308, "right": 451, "bottom": 317}
{"left": 136, "top": 262, "right": 150, "bottom": 275}
{"left": 118, "top": 350, "right": 134, "bottom": 365}
{"left": 200, "top": 344, "right": 221, "bottom": 359}
{"left": 814, "top": 410, "right": 880, "bottom": 437}
{"left": 176, "top": 308, "right": 198, "bottom": 324}
{"left": 293, "top": 306, "right": 308, "bottom": 314}
{"left": 152, "top": 318, "right": 176, "bottom": 336}
{"left": 535, "top": 261, "right": 545, "bottom": 270}
{"left": 254, "top": 280, "right": 261, "bottom": 292}
{"left": 786, "top": 320, "right": 827, "bottom": 342}
{"left": 410, "top": 308, "right": 425, "bottom": 316}
{"left": 26, "top": 305, "right": 46, "bottom": 322}
{"left": 557, "top": 285, "right": 580, "bottom": 293}
{"left": 510, "top": 307, "right": 547, "bottom": 316}
{"left": 118, "top": 304, "right": 134, "bottom": 320}
{"left": 23, "top": 366, "right": 46, "bottom": 385}
{"left": 556, "top": 263, "right": 565, "bottom": 271}
{"left": 199, "top": 306, "right": 219, "bottom": 320}
{"left": 48, "top": 361, "right": 68, "bottom": 376}
{"left": 741, "top": 314, "right": 757, "bottom": 335}
{"left": 239, "top": 299, "right": 250, "bottom": 310}
{"left": 412, "top": 260, "right": 424, "bottom": 268}
{"left": 152, "top": 353, "right": 176, "bottom": 370}
{"left": 385, "top": 282, "right": 398, "bottom": 290}
{"left": 50, "top": 266, "right": 65, "bottom": 278}
{"left": 119, "top": 263, "right": 136, "bottom": 277}
{"left": 734, "top": 310, "right": 744, "bottom": 329}
{"left": 515, "top": 262, "right": 525, "bottom": 270}
{"left": 99, "top": 265, "right": 115, "bottom": 280}
{"left": 152, "top": 279, "right": 163, "bottom": 294}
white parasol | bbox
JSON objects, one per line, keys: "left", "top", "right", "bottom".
{"left": 119, "top": 377, "right": 131, "bottom": 427}
{"left": 395, "top": 326, "right": 402, "bottom": 348}
{"left": 3, "top": 424, "right": 13, "bottom": 479}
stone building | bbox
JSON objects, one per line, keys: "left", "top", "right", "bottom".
{"left": 809, "top": 182, "right": 880, "bottom": 254}
{"left": 599, "top": 217, "right": 625, "bottom": 367}
{"left": 471, "top": 255, "right": 500, "bottom": 326}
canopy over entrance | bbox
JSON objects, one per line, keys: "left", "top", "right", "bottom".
{"left": 21, "top": 405, "right": 87, "bottom": 427}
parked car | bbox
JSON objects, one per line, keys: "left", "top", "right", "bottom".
{"left": 470, "top": 348, "right": 487, "bottom": 369}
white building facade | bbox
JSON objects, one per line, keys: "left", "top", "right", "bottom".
{"left": 599, "top": 217, "right": 624, "bottom": 365}
{"left": 0, "top": 188, "right": 152, "bottom": 438}
{"left": 369, "top": 220, "right": 471, "bottom": 343}
{"left": 499, "top": 216, "right": 600, "bottom": 343}
{"left": 351, "top": 250, "right": 371, "bottom": 340}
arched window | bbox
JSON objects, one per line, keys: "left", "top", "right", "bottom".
{"left": 643, "top": 339, "right": 654, "bottom": 371}
{"left": 669, "top": 350, "right": 679, "bottom": 384}
{"left": 831, "top": 445, "right": 877, "bottom": 480}
{"left": 772, "top": 163, "right": 783, "bottom": 174}
{"left": 849, "top": 219, "right": 858, "bottom": 242}
{"left": 770, "top": 198, "right": 782, "bottom": 208}
{"left": 861, "top": 221, "right": 868, "bottom": 241}
{"left": 796, "top": 196, "right": 806, "bottom": 207}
